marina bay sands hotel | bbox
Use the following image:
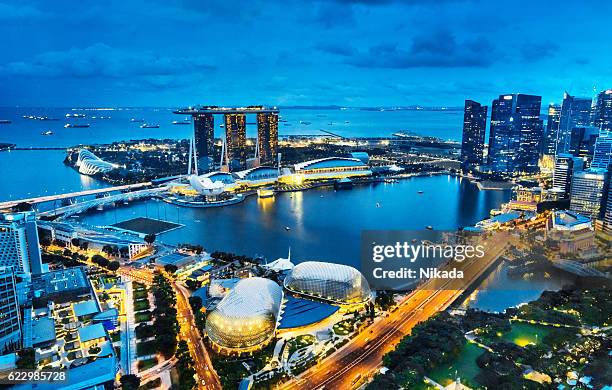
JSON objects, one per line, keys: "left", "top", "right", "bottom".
{"left": 174, "top": 106, "right": 279, "bottom": 172}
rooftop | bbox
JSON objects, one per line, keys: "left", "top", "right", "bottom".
{"left": 78, "top": 323, "right": 107, "bottom": 342}
{"left": 30, "top": 317, "right": 56, "bottom": 347}
{"left": 278, "top": 295, "right": 338, "bottom": 329}
{"left": 73, "top": 299, "right": 99, "bottom": 317}
{"left": 174, "top": 106, "right": 279, "bottom": 115}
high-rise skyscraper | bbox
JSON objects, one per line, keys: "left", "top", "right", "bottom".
{"left": 0, "top": 267, "right": 21, "bottom": 352}
{"left": 256, "top": 113, "right": 279, "bottom": 166}
{"left": 460, "top": 100, "right": 487, "bottom": 171}
{"left": 0, "top": 211, "right": 43, "bottom": 275}
{"left": 555, "top": 92, "right": 593, "bottom": 154}
{"left": 224, "top": 113, "right": 247, "bottom": 171}
{"left": 568, "top": 126, "right": 599, "bottom": 165}
{"left": 594, "top": 89, "right": 612, "bottom": 132}
{"left": 193, "top": 113, "right": 215, "bottom": 172}
{"left": 488, "top": 94, "right": 543, "bottom": 174}
{"left": 553, "top": 153, "right": 584, "bottom": 198}
{"left": 569, "top": 169, "right": 609, "bottom": 218}
{"left": 591, "top": 131, "right": 612, "bottom": 170}
{"left": 542, "top": 103, "right": 561, "bottom": 156}
{"left": 602, "top": 179, "right": 612, "bottom": 234}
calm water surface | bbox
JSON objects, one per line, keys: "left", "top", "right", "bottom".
{"left": 78, "top": 175, "right": 508, "bottom": 265}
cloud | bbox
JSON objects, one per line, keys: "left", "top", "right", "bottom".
{"left": 341, "top": 30, "right": 496, "bottom": 68}
{"left": 0, "top": 2, "right": 46, "bottom": 20}
{"left": 0, "top": 43, "right": 216, "bottom": 78}
{"left": 316, "top": 42, "right": 358, "bottom": 57}
{"left": 310, "top": 2, "right": 357, "bottom": 28}
{"left": 519, "top": 42, "right": 558, "bottom": 63}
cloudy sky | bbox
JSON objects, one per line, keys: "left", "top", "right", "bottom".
{"left": 1, "top": 0, "right": 610, "bottom": 107}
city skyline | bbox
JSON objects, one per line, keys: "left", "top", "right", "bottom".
{"left": 1, "top": 1, "right": 611, "bottom": 107}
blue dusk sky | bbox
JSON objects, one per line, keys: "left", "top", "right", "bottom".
{"left": 0, "top": 0, "right": 610, "bottom": 107}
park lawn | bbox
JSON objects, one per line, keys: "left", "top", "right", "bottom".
{"left": 502, "top": 323, "right": 550, "bottom": 347}
{"left": 427, "top": 341, "right": 483, "bottom": 388}
{"left": 134, "top": 289, "right": 148, "bottom": 299}
{"left": 135, "top": 311, "right": 152, "bottom": 323}
{"left": 138, "top": 357, "right": 159, "bottom": 372}
{"left": 134, "top": 299, "right": 151, "bottom": 311}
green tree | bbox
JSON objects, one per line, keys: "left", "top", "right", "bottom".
{"left": 120, "top": 374, "right": 141, "bottom": 390}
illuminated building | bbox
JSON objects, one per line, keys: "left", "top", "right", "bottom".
{"left": 224, "top": 113, "right": 247, "bottom": 171}
{"left": 174, "top": 106, "right": 280, "bottom": 172}
{"left": 569, "top": 169, "right": 609, "bottom": 218}
{"left": 284, "top": 261, "right": 371, "bottom": 305}
{"left": 593, "top": 89, "right": 612, "bottom": 132}
{"left": 555, "top": 92, "right": 593, "bottom": 155}
{"left": 549, "top": 211, "right": 595, "bottom": 255}
{"left": 487, "top": 94, "right": 543, "bottom": 174}
{"left": 552, "top": 154, "right": 583, "bottom": 198}
{"left": 542, "top": 103, "right": 560, "bottom": 156}
{"left": 193, "top": 113, "right": 215, "bottom": 171}
{"left": 0, "top": 267, "right": 20, "bottom": 352}
{"left": 234, "top": 166, "right": 279, "bottom": 187}
{"left": 205, "top": 278, "right": 283, "bottom": 353}
{"left": 76, "top": 149, "right": 116, "bottom": 175}
{"left": 568, "top": 126, "right": 599, "bottom": 165}
{"left": 591, "top": 130, "right": 612, "bottom": 170}
{"left": 460, "top": 100, "right": 487, "bottom": 171}
{"left": 602, "top": 179, "right": 612, "bottom": 234}
{"left": 256, "top": 113, "right": 278, "bottom": 165}
{"left": 0, "top": 211, "right": 43, "bottom": 275}
{"left": 291, "top": 157, "right": 372, "bottom": 181}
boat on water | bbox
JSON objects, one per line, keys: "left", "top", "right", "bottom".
{"left": 140, "top": 123, "right": 160, "bottom": 128}
{"left": 299, "top": 121, "right": 311, "bottom": 125}
{"left": 417, "top": 190, "right": 424, "bottom": 194}
{"left": 257, "top": 189, "right": 275, "bottom": 198}
{"left": 376, "top": 202, "right": 381, "bottom": 208}
{"left": 219, "top": 124, "right": 225, "bottom": 128}
{"left": 130, "top": 118, "right": 144, "bottom": 123}
{"left": 384, "top": 178, "right": 398, "bottom": 183}
{"left": 0, "top": 120, "right": 11, "bottom": 124}
{"left": 425, "top": 225, "right": 433, "bottom": 230}
{"left": 285, "top": 226, "right": 291, "bottom": 231}
{"left": 64, "top": 123, "right": 90, "bottom": 128}
{"left": 41, "top": 130, "right": 53, "bottom": 136}
{"left": 65, "top": 113, "right": 86, "bottom": 118}
{"left": 172, "top": 120, "right": 191, "bottom": 125}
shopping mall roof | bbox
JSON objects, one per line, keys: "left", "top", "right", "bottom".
{"left": 553, "top": 210, "right": 592, "bottom": 230}
{"left": 31, "top": 317, "right": 56, "bottom": 347}
{"left": 78, "top": 323, "right": 106, "bottom": 342}
{"left": 73, "top": 300, "right": 99, "bottom": 317}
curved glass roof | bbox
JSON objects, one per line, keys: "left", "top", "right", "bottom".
{"left": 284, "top": 261, "right": 371, "bottom": 304}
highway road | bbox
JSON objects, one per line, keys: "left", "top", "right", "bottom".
{"left": 174, "top": 282, "right": 222, "bottom": 390}
{"left": 280, "top": 232, "right": 510, "bottom": 390}
{"left": 118, "top": 266, "right": 222, "bottom": 390}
